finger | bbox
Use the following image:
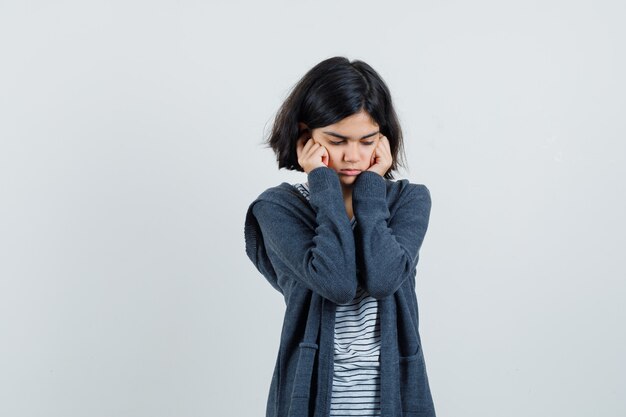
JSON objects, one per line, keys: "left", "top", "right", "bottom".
{"left": 310, "top": 142, "right": 328, "bottom": 166}
{"left": 378, "top": 136, "right": 390, "bottom": 155}
{"left": 302, "top": 142, "right": 323, "bottom": 166}
{"left": 376, "top": 140, "right": 384, "bottom": 156}
{"left": 296, "top": 136, "right": 305, "bottom": 152}
{"left": 298, "top": 135, "right": 312, "bottom": 148}
{"left": 300, "top": 137, "right": 317, "bottom": 160}
{"left": 312, "top": 142, "right": 327, "bottom": 159}
{"left": 382, "top": 136, "right": 391, "bottom": 152}
{"left": 304, "top": 137, "right": 318, "bottom": 155}
{"left": 296, "top": 137, "right": 308, "bottom": 160}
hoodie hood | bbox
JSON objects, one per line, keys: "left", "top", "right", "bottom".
{"left": 244, "top": 182, "right": 314, "bottom": 294}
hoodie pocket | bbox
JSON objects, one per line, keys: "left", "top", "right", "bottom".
{"left": 398, "top": 345, "right": 434, "bottom": 415}
{"left": 288, "top": 342, "right": 319, "bottom": 417}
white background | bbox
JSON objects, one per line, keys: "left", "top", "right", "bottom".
{"left": 1, "top": 1, "right": 625, "bottom": 416}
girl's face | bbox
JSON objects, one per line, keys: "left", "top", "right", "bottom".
{"left": 307, "top": 110, "right": 381, "bottom": 188}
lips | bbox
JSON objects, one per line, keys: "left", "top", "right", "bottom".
{"left": 340, "top": 169, "right": 362, "bottom": 175}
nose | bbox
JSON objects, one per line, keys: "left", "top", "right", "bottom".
{"left": 343, "top": 142, "right": 360, "bottom": 163}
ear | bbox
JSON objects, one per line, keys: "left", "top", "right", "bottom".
{"left": 298, "top": 122, "right": 310, "bottom": 137}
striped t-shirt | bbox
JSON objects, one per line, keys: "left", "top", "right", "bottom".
{"left": 293, "top": 182, "right": 382, "bottom": 417}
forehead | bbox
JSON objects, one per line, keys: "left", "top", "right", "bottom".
{"left": 323, "top": 111, "right": 379, "bottom": 134}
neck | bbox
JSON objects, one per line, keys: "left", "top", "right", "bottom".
{"left": 341, "top": 184, "right": 353, "bottom": 202}
{"left": 342, "top": 183, "right": 354, "bottom": 219}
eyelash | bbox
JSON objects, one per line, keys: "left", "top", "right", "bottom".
{"left": 330, "top": 141, "right": 375, "bottom": 146}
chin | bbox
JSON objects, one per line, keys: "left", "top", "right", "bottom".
{"left": 340, "top": 176, "right": 358, "bottom": 185}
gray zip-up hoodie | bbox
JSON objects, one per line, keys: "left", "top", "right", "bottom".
{"left": 244, "top": 166, "right": 435, "bottom": 417}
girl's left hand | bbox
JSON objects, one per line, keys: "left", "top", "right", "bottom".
{"left": 366, "top": 135, "right": 393, "bottom": 177}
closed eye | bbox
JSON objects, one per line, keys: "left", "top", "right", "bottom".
{"left": 330, "top": 141, "right": 375, "bottom": 145}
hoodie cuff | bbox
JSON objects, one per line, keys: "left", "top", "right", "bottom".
{"left": 352, "top": 171, "right": 386, "bottom": 201}
{"left": 307, "top": 166, "right": 341, "bottom": 194}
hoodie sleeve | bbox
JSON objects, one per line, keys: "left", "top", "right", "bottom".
{"left": 251, "top": 167, "right": 358, "bottom": 305}
{"left": 351, "top": 171, "right": 432, "bottom": 299}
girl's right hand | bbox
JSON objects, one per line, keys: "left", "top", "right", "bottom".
{"left": 296, "top": 134, "right": 329, "bottom": 174}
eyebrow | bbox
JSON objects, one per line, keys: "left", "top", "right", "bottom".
{"left": 322, "top": 130, "right": 380, "bottom": 140}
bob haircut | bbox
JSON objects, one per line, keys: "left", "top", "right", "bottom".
{"left": 266, "top": 56, "right": 406, "bottom": 180}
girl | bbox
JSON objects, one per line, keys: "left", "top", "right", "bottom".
{"left": 244, "top": 57, "right": 435, "bottom": 417}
